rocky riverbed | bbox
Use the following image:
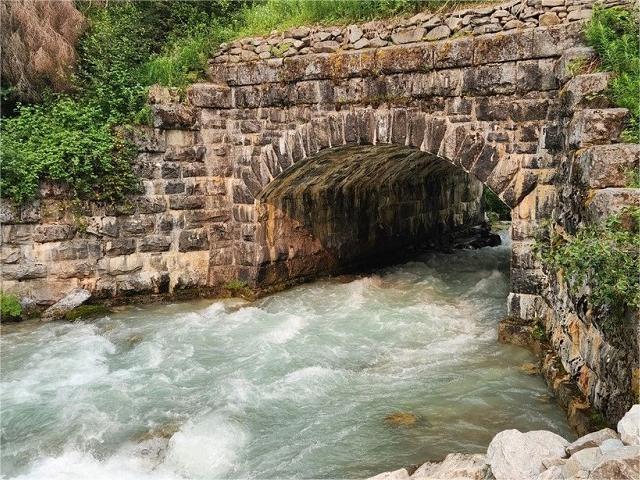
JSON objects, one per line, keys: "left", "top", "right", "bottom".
{"left": 369, "top": 404, "right": 640, "bottom": 480}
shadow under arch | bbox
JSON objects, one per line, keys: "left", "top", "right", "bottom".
{"left": 253, "top": 143, "right": 506, "bottom": 287}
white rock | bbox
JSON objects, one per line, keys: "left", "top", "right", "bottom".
{"left": 566, "top": 428, "right": 619, "bottom": 455}
{"left": 599, "top": 438, "right": 625, "bottom": 454}
{"left": 618, "top": 404, "right": 640, "bottom": 446}
{"left": 368, "top": 468, "right": 410, "bottom": 480}
{"left": 487, "top": 430, "right": 569, "bottom": 480}
{"left": 412, "top": 453, "right": 489, "bottom": 479}
{"left": 536, "top": 465, "right": 564, "bottom": 480}
{"left": 589, "top": 445, "right": 640, "bottom": 479}
{"left": 41, "top": 288, "right": 91, "bottom": 322}
{"left": 561, "top": 447, "right": 603, "bottom": 479}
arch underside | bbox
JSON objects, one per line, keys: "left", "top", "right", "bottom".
{"left": 253, "top": 145, "right": 490, "bottom": 286}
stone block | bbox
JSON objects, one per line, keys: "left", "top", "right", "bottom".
{"left": 376, "top": 44, "right": 433, "bottom": 74}
{"left": 462, "top": 62, "right": 516, "bottom": 95}
{"left": 560, "top": 72, "right": 612, "bottom": 113}
{"left": 152, "top": 104, "right": 198, "bottom": 130}
{"left": 169, "top": 195, "right": 206, "bottom": 210}
{"left": 555, "top": 47, "right": 596, "bottom": 85}
{"left": 474, "top": 29, "right": 533, "bottom": 65}
{"left": 532, "top": 23, "right": 584, "bottom": 58}
{"left": 119, "top": 216, "right": 155, "bottom": 236}
{"left": 178, "top": 229, "right": 209, "bottom": 252}
{"left": 50, "top": 240, "right": 101, "bottom": 261}
{"left": 2, "top": 263, "right": 48, "bottom": 280}
{"left": 567, "top": 109, "right": 629, "bottom": 148}
{"left": 33, "top": 224, "right": 76, "bottom": 243}
{"left": 187, "top": 83, "right": 232, "bottom": 108}
{"left": 137, "top": 197, "right": 167, "bottom": 214}
{"left": 585, "top": 188, "right": 640, "bottom": 223}
{"left": 105, "top": 238, "right": 136, "bottom": 257}
{"left": 138, "top": 235, "right": 172, "bottom": 253}
{"left": 164, "top": 145, "right": 206, "bottom": 162}
{"left": 516, "top": 59, "right": 558, "bottom": 92}
{"left": 575, "top": 144, "right": 640, "bottom": 189}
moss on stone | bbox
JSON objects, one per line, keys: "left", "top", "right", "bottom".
{"left": 64, "top": 304, "right": 111, "bottom": 322}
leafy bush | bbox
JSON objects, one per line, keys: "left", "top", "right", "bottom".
{"left": 1, "top": 293, "right": 22, "bottom": 321}
{"left": 536, "top": 208, "right": 640, "bottom": 321}
{"left": 1, "top": 98, "right": 140, "bottom": 203}
{"left": 585, "top": 6, "right": 640, "bottom": 142}
{"left": 483, "top": 187, "right": 510, "bottom": 221}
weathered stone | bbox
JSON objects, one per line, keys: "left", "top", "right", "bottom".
{"left": 286, "top": 26, "right": 310, "bottom": 39}
{"left": 178, "top": 229, "right": 209, "bottom": 252}
{"left": 169, "top": 196, "right": 206, "bottom": 210}
{"left": 391, "top": 27, "right": 425, "bottom": 44}
{"left": 589, "top": 446, "right": 640, "bottom": 480}
{"left": 41, "top": 288, "right": 91, "bottom": 322}
{"left": 138, "top": 235, "right": 172, "bottom": 253}
{"left": 152, "top": 104, "right": 198, "bottom": 130}
{"left": 599, "top": 438, "right": 625, "bottom": 454}
{"left": 106, "top": 238, "right": 136, "bottom": 257}
{"left": 618, "top": 405, "right": 640, "bottom": 446}
{"left": 33, "top": 224, "right": 76, "bottom": 243}
{"left": 188, "top": 84, "right": 232, "bottom": 108}
{"left": 561, "top": 72, "right": 612, "bottom": 113}
{"left": 566, "top": 9, "right": 592, "bottom": 21}
{"left": 575, "top": 144, "right": 640, "bottom": 189}
{"left": 566, "top": 428, "right": 619, "bottom": 456}
{"left": 555, "top": 47, "right": 596, "bottom": 84}
{"left": 539, "top": 12, "right": 561, "bottom": 26}
{"left": 346, "top": 25, "right": 363, "bottom": 43}
{"left": 412, "top": 453, "right": 490, "bottom": 480}
{"left": 424, "top": 25, "right": 451, "bottom": 41}
{"left": 313, "top": 41, "right": 340, "bottom": 53}
{"left": 487, "top": 429, "right": 569, "bottom": 480}
{"left": 567, "top": 108, "right": 629, "bottom": 148}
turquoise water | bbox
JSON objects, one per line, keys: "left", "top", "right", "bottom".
{"left": 0, "top": 233, "right": 573, "bottom": 479}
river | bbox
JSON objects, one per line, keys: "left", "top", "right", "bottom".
{"left": 0, "top": 231, "right": 573, "bottom": 479}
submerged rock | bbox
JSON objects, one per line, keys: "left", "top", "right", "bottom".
{"left": 487, "top": 429, "right": 568, "bottom": 480}
{"left": 41, "top": 288, "right": 91, "bottom": 322}
{"left": 520, "top": 362, "right": 540, "bottom": 375}
{"left": 384, "top": 412, "right": 418, "bottom": 427}
{"left": 412, "top": 453, "right": 491, "bottom": 480}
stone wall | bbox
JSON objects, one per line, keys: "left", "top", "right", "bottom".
{"left": 0, "top": 0, "right": 637, "bottom": 427}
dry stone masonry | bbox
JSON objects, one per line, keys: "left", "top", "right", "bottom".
{"left": 1, "top": 0, "right": 638, "bottom": 427}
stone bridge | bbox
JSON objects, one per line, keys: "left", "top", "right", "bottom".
{"left": 1, "top": 0, "right": 638, "bottom": 426}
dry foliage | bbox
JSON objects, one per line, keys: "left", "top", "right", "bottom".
{"left": 1, "top": 0, "right": 87, "bottom": 101}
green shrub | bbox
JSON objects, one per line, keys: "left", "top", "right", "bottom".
{"left": 482, "top": 187, "right": 511, "bottom": 221}
{"left": 585, "top": 6, "right": 640, "bottom": 142}
{"left": 1, "top": 293, "right": 22, "bottom": 321}
{"left": 1, "top": 98, "right": 141, "bottom": 203}
{"left": 536, "top": 208, "right": 640, "bottom": 323}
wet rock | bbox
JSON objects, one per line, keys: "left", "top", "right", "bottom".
{"left": 520, "top": 362, "right": 540, "bottom": 375}
{"left": 42, "top": 288, "right": 91, "bottom": 322}
{"left": 487, "top": 430, "right": 568, "bottom": 480}
{"left": 367, "top": 468, "right": 410, "bottom": 480}
{"left": 566, "top": 428, "right": 618, "bottom": 455}
{"left": 412, "top": 453, "right": 490, "bottom": 480}
{"left": 618, "top": 404, "right": 640, "bottom": 446}
{"left": 384, "top": 412, "right": 418, "bottom": 427}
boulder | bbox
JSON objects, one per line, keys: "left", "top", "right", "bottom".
{"left": 600, "top": 438, "right": 625, "bottom": 454}
{"left": 367, "top": 468, "right": 410, "bottom": 480}
{"left": 589, "top": 446, "right": 640, "bottom": 480}
{"left": 487, "top": 430, "right": 568, "bottom": 480}
{"left": 41, "top": 288, "right": 91, "bottom": 322}
{"left": 536, "top": 465, "right": 564, "bottom": 480}
{"left": 618, "top": 405, "right": 640, "bottom": 446}
{"left": 412, "top": 453, "right": 490, "bottom": 480}
{"left": 565, "top": 428, "right": 619, "bottom": 456}
{"left": 561, "top": 447, "right": 603, "bottom": 479}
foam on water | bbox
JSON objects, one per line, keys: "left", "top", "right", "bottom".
{"left": 1, "top": 232, "right": 574, "bottom": 479}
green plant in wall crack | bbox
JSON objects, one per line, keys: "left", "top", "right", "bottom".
{"left": 535, "top": 207, "right": 640, "bottom": 328}
{"left": 0, "top": 293, "right": 22, "bottom": 321}
{"left": 585, "top": 6, "right": 640, "bottom": 143}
